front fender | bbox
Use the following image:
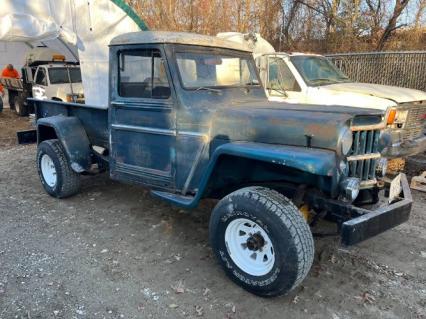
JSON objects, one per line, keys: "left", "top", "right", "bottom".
{"left": 37, "top": 116, "right": 91, "bottom": 172}
{"left": 153, "top": 142, "right": 339, "bottom": 209}
{"left": 210, "top": 142, "right": 337, "bottom": 176}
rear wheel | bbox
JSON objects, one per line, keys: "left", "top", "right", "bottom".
{"left": 37, "top": 139, "right": 81, "bottom": 198}
{"left": 209, "top": 186, "right": 314, "bottom": 297}
{"left": 14, "top": 94, "right": 28, "bottom": 116}
{"left": 8, "top": 90, "right": 17, "bottom": 110}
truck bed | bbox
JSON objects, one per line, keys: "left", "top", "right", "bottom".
{"left": 0, "top": 77, "right": 23, "bottom": 91}
{"left": 30, "top": 99, "right": 109, "bottom": 148}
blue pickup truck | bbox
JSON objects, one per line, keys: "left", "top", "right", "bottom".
{"left": 22, "top": 32, "right": 412, "bottom": 297}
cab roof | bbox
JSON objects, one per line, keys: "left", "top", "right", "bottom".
{"left": 110, "top": 31, "right": 252, "bottom": 52}
{"left": 263, "top": 52, "right": 324, "bottom": 58}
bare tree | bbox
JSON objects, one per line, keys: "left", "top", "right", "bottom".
{"left": 376, "top": 0, "right": 410, "bottom": 50}
{"left": 126, "top": 0, "right": 424, "bottom": 53}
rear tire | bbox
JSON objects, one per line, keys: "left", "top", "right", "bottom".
{"left": 15, "top": 94, "right": 28, "bottom": 117}
{"left": 209, "top": 186, "right": 314, "bottom": 297}
{"left": 37, "top": 139, "right": 81, "bottom": 198}
{"left": 8, "top": 90, "right": 17, "bottom": 110}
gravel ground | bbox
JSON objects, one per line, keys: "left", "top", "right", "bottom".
{"left": 0, "top": 112, "right": 425, "bottom": 319}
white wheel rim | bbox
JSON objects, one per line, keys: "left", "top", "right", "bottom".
{"left": 41, "top": 154, "right": 57, "bottom": 187}
{"left": 225, "top": 218, "right": 275, "bottom": 276}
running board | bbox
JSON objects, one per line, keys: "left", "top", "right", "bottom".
{"left": 151, "top": 190, "right": 196, "bottom": 208}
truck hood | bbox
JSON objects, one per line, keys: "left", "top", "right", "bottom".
{"left": 210, "top": 101, "right": 383, "bottom": 152}
{"left": 55, "top": 83, "right": 84, "bottom": 101}
{"left": 321, "top": 82, "right": 426, "bottom": 104}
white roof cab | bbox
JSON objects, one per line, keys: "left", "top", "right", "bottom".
{"left": 218, "top": 33, "right": 426, "bottom": 158}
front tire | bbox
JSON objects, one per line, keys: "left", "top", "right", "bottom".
{"left": 209, "top": 186, "right": 314, "bottom": 297}
{"left": 37, "top": 139, "right": 81, "bottom": 198}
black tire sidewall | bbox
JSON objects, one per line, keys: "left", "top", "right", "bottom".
{"left": 8, "top": 91, "right": 17, "bottom": 110}
{"left": 37, "top": 141, "right": 65, "bottom": 197}
{"left": 209, "top": 192, "right": 301, "bottom": 296}
{"left": 15, "top": 95, "right": 27, "bottom": 116}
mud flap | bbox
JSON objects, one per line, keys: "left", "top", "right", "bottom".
{"left": 17, "top": 129, "right": 37, "bottom": 144}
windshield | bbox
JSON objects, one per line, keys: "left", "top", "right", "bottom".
{"left": 176, "top": 52, "right": 260, "bottom": 89}
{"left": 268, "top": 57, "right": 301, "bottom": 95}
{"left": 48, "top": 67, "right": 82, "bottom": 84}
{"left": 290, "top": 56, "right": 350, "bottom": 86}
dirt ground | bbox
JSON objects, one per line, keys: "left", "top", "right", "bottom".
{"left": 0, "top": 109, "right": 32, "bottom": 147}
{"left": 0, "top": 112, "right": 425, "bottom": 319}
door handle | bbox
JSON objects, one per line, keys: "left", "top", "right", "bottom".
{"left": 111, "top": 101, "right": 126, "bottom": 106}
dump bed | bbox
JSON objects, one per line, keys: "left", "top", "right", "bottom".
{"left": 31, "top": 99, "right": 109, "bottom": 148}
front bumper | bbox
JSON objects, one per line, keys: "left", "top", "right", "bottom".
{"left": 382, "top": 134, "right": 426, "bottom": 158}
{"left": 305, "top": 173, "right": 412, "bottom": 246}
{"left": 341, "top": 173, "right": 412, "bottom": 245}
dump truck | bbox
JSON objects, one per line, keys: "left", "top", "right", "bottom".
{"left": 21, "top": 31, "right": 412, "bottom": 297}
{"left": 0, "top": 47, "right": 84, "bottom": 116}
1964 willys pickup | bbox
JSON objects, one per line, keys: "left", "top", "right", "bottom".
{"left": 24, "top": 32, "right": 412, "bottom": 297}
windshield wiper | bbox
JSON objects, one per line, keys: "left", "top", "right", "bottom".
{"left": 268, "top": 87, "right": 288, "bottom": 97}
{"left": 310, "top": 78, "right": 341, "bottom": 85}
{"left": 310, "top": 78, "right": 336, "bottom": 82}
{"left": 245, "top": 80, "right": 260, "bottom": 86}
{"left": 195, "top": 87, "right": 222, "bottom": 93}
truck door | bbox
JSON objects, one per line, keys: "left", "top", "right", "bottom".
{"left": 32, "top": 67, "right": 48, "bottom": 100}
{"left": 109, "top": 47, "right": 176, "bottom": 190}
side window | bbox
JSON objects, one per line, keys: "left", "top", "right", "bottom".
{"left": 35, "top": 68, "right": 47, "bottom": 86}
{"left": 118, "top": 49, "right": 170, "bottom": 99}
{"left": 268, "top": 58, "right": 301, "bottom": 92}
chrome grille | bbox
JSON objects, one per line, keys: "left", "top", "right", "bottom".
{"left": 348, "top": 130, "right": 381, "bottom": 182}
{"left": 402, "top": 104, "right": 426, "bottom": 141}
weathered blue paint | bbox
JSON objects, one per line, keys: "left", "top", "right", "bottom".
{"left": 31, "top": 98, "right": 109, "bottom": 148}
{"left": 152, "top": 142, "right": 338, "bottom": 208}
{"left": 31, "top": 35, "right": 385, "bottom": 209}
{"left": 37, "top": 116, "right": 91, "bottom": 172}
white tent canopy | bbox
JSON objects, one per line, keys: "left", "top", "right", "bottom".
{"left": 0, "top": 0, "right": 147, "bottom": 107}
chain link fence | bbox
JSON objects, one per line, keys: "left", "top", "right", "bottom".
{"left": 327, "top": 51, "right": 426, "bottom": 92}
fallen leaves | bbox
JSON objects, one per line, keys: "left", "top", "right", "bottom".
{"left": 355, "top": 291, "right": 376, "bottom": 304}
{"left": 202, "top": 287, "right": 210, "bottom": 296}
{"left": 171, "top": 280, "right": 185, "bottom": 294}
{"left": 195, "top": 305, "right": 203, "bottom": 316}
{"left": 329, "top": 254, "right": 337, "bottom": 264}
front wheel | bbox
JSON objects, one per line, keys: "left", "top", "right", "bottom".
{"left": 37, "top": 139, "right": 81, "bottom": 198}
{"left": 209, "top": 186, "right": 314, "bottom": 297}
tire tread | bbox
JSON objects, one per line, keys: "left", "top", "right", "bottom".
{"left": 221, "top": 186, "right": 314, "bottom": 293}
{"left": 38, "top": 139, "right": 80, "bottom": 198}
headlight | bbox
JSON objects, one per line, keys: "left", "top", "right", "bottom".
{"left": 387, "top": 108, "right": 408, "bottom": 127}
{"left": 375, "top": 158, "right": 388, "bottom": 177}
{"left": 339, "top": 160, "right": 348, "bottom": 174}
{"left": 340, "top": 128, "right": 353, "bottom": 156}
{"left": 340, "top": 177, "right": 360, "bottom": 202}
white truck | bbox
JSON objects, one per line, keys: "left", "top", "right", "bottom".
{"left": 218, "top": 32, "right": 426, "bottom": 158}
{"left": 0, "top": 47, "right": 84, "bottom": 116}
